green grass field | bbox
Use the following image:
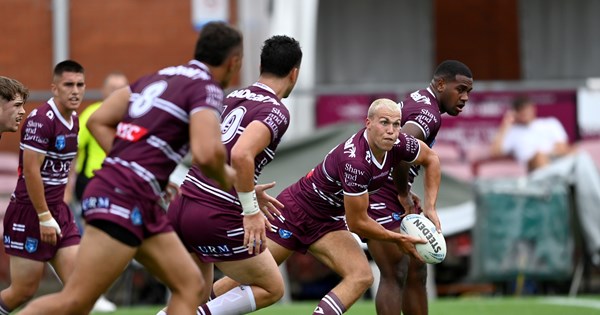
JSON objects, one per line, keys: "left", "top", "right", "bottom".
{"left": 86, "top": 296, "right": 600, "bottom": 315}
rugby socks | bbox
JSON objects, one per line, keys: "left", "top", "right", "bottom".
{"left": 197, "top": 285, "right": 256, "bottom": 315}
{"left": 0, "top": 296, "right": 11, "bottom": 315}
{"left": 313, "top": 291, "right": 346, "bottom": 315}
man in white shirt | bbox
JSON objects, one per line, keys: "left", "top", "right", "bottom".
{"left": 490, "top": 96, "right": 600, "bottom": 267}
{"left": 491, "top": 96, "right": 574, "bottom": 172}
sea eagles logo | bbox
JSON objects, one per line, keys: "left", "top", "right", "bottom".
{"left": 343, "top": 134, "right": 356, "bottom": 158}
{"left": 278, "top": 229, "right": 292, "bottom": 239}
{"left": 55, "top": 135, "right": 66, "bottom": 150}
{"left": 25, "top": 237, "right": 38, "bottom": 253}
{"left": 131, "top": 207, "right": 143, "bottom": 226}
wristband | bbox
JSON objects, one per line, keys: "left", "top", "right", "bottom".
{"left": 40, "top": 217, "right": 62, "bottom": 234}
{"left": 37, "top": 211, "right": 50, "bottom": 218}
{"left": 238, "top": 190, "right": 260, "bottom": 216}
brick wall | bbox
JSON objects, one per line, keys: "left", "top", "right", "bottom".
{"left": 0, "top": 0, "right": 235, "bottom": 152}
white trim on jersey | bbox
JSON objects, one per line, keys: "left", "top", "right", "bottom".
{"left": 376, "top": 216, "right": 393, "bottom": 225}
{"left": 343, "top": 189, "right": 368, "bottom": 197}
{"left": 362, "top": 130, "right": 387, "bottom": 169}
{"left": 311, "top": 182, "right": 343, "bottom": 207}
{"left": 184, "top": 174, "right": 241, "bottom": 205}
{"left": 369, "top": 202, "right": 387, "bottom": 210}
{"left": 147, "top": 135, "right": 183, "bottom": 162}
{"left": 404, "top": 121, "right": 427, "bottom": 140}
{"left": 46, "top": 150, "right": 77, "bottom": 160}
{"left": 263, "top": 147, "right": 275, "bottom": 160}
{"left": 105, "top": 157, "right": 162, "bottom": 196}
{"left": 154, "top": 98, "right": 189, "bottom": 123}
{"left": 42, "top": 177, "right": 68, "bottom": 185}
{"left": 48, "top": 98, "right": 75, "bottom": 130}
{"left": 20, "top": 143, "right": 47, "bottom": 155}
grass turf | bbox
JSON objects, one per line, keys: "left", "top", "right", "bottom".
{"left": 86, "top": 296, "right": 600, "bottom": 315}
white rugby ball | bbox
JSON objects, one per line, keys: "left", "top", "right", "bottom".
{"left": 400, "top": 214, "right": 446, "bottom": 264}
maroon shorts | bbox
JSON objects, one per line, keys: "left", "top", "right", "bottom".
{"left": 168, "top": 195, "right": 260, "bottom": 263}
{"left": 367, "top": 200, "right": 404, "bottom": 231}
{"left": 3, "top": 200, "right": 80, "bottom": 261}
{"left": 266, "top": 189, "right": 348, "bottom": 254}
{"left": 81, "top": 176, "right": 173, "bottom": 243}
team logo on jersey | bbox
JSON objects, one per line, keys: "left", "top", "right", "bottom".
{"left": 25, "top": 237, "right": 38, "bottom": 253}
{"left": 392, "top": 212, "right": 402, "bottom": 221}
{"left": 55, "top": 135, "right": 66, "bottom": 150}
{"left": 130, "top": 207, "right": 143, "bottom": 226}
{"left": 3, "top": 235, "right": 10, "bottom": 246}
{"left": 278, "top": 229, "right": 292, "bottom": 239}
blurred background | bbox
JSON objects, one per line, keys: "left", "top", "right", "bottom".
{"left": 1, "top": 0, "right": 599, "bottom": 307}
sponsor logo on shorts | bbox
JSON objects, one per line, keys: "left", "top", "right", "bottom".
{"left": 130, "top": 207, "right": 142, "bottom": 226}
{"left": 25, "top": 237, "right": 38, "bottom": 253}
{"left": 82, "top": 196, "right": 110, "bottom": 211}
{"left": 392, "top": 212, "right": 402, "bottom": 221}
{"left": 278, "top": 229, "right": 292, "bottom": 239}
{"left": 55, "top": 135, "right": 66, "bottom": 150}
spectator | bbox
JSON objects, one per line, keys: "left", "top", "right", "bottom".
{"left": 491, "top": 95, "right": 600, "bottom": 266}
{"left": 490, "top": 96, "right": 574, "bottom": 172}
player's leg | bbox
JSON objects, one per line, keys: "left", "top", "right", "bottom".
{"left": 213, "top": 248, "right": 284, "bottom": 310}
{"left": 211, "top": 232, "right": 294, "bottom": 297}
{"left": 135, "top": 231, "right": 205, "bottom": 315}
{"left": 0, "top": 256, "right": 46, "bottom": 313}
{"left": 48, "top": 245, "right": 78, "bottom": 284}
{"left": 309, "top": 230, "right": 374, "bottom": 314}
{"left": 367, "top": 238, "right": 409, "bottom": 315}
{"left": 17, "top": 225, "right": 137, "bottom": 315}
{"left": 156, "top": 255, "right": 213, "bottom": 315}
{"left": 402, "top": 257, "right": 428, "bottom": 315}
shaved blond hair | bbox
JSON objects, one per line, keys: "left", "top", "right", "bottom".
{"left": 367, "top": 98, "right": 400, "bottom": 118}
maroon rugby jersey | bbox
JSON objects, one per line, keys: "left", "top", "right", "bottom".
{"left": 287, "top": 128, "right": 421, "bottom": 221}
{"left": 370, "top": 87, "right": 442, "bottom": 207}
{"left": 180, "top": 82, "right": 290, "bottom": 209}
{"left": 94, "top": 60, "right": 223, "bottom": 197}
{"left": 13, "top": 99, "right": 79, "bottom": 204}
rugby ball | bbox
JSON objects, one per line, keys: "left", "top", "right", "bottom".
{"left": 400, "top": 214, "right": 446, "bottom": 264}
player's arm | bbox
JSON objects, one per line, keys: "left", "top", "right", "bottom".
{"left": 394, "top": 122, "right": 427, "bottom": 211}
{"left": 189, "top": 109, "right": 235, "bottom": 191}
{"left": 410, "top": 140, "right": 442, "bottom": 232}
{"left": 231, "top": 121, "right": 273, "bottom": 255}
{"left": 23, "top": 149, "right": 62, "bottom": 245}
{"left": 345, "top": 193, "right": 425, "bottom": 262}
{"left": 87, "top": 86, "right": 130, "bottom": 153}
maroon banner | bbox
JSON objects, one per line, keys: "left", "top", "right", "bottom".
{"left": 316, "top": 90, "right": 578, "bottom": 149}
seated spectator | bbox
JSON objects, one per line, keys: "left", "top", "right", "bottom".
{"left": 490, "top": 96, "right": 575, "bottom": 172}
{"left": 490, "top": 95, "right": 600, "bottom": 267}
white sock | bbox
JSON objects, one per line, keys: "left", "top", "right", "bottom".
{"left": 156, "top": 309, "right": 167, "bottom": 315}
{"left": 199, "top": 285, "right": 256, "bottom": 315}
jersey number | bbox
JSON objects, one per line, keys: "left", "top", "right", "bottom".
{"left": 221, "top": 107, "right": 246, "bottom": 144}
{"left": 129, "top": 81, "right": 168, "bottom": 118}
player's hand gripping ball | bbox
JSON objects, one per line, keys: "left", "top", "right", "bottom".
{"left": 400, "top": 214, "right": 447, "bottom": 264}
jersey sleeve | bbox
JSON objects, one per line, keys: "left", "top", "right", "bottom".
{"left": 403, "top": 107, "right": 442, "bottom": 140}
{"left": 256, "top": 105, "right": 290, "bottom": 144}
{"left": 189, "top": 82, "right": 224, "bottom": 116}
{"left": 393, "top": 133, "right": 421, "bottom": 163}
{"left": 21, "top": 109, "right": 54, "bottom": 154}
